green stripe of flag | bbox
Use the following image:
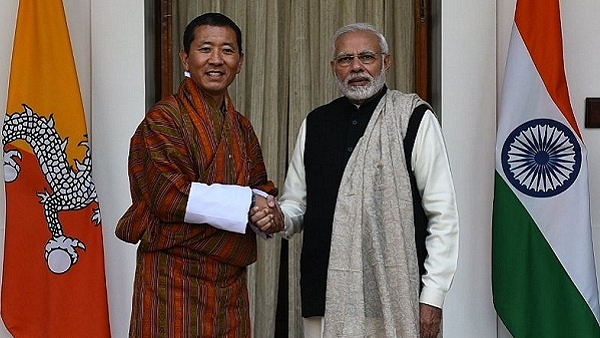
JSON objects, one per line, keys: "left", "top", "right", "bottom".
{"left": 492, "top": 172, "right": 600, "bottom": 337}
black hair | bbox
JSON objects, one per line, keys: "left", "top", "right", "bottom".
{"left": 182, "top": 13, "right": 243, "bottom": 54}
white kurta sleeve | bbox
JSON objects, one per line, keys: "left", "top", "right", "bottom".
{"left": 412, "top": 110, "right": 460, "bottom": 309}
{"left": 184, "top": 182, "right": 252, "bottom": 234}
{"left": 279, "top": 119, "right": 308, "bottom": 238}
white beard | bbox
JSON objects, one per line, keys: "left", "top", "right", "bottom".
{"left": 335, "top": 66, "right": 386, "bottom": 102}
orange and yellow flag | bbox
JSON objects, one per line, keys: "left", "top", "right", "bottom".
{"left": 1, "top": 0, "right": 111, "bottom": 337}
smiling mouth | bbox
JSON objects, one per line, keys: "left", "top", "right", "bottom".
{"left": 206, "top": 70, "right": 225, "bottom": 78}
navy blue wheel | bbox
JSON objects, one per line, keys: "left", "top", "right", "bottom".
{"left": 501, "top": 118, "right": 581, "bottom": 198}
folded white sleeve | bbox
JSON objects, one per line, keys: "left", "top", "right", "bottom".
{"left": 184, "top": 182, "right": 253, "bottom": 234}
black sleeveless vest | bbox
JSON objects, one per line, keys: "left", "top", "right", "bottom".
{"left": 300, "top": 88, "right": 429, "bottom": 317}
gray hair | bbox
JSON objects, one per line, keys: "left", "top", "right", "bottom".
{"left": 332, "top": 23, "right": 389, "bottom": 57}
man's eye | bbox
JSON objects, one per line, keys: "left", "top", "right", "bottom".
{"left": 359, "top": 54, "right": 376, "bottom": 62}
{"left": 338, "top": 56, "right": 353, "bottom": 63}
{"left": 222, "top": 48, "right": 235, "bottom": 55}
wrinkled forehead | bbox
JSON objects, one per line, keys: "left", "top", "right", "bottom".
{"left": 334, "top": 31, "right": 381, "bottom": 55}
{"left": 193, "top": 25, "right": 240, "bottom": 49}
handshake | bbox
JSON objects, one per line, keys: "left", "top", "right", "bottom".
{"left": 249, "top": 194, "right": 285, "bottom": 235}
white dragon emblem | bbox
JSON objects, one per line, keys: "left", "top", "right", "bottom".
{"left": 2, "top": 104, "right": 101, "bottom": 274}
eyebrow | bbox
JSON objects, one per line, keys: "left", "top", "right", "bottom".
{"left": 198, "top": 40, "right": 237, "bottom": 47}
{"left": 335, "top": 49, "right": 377, "bottom": 56}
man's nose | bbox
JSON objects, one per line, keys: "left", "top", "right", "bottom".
{"left": 349, "top": 57, "right": 365, "bottom": 70}
{"left": 208, "top": 51, "right": 224, "bottom": 64}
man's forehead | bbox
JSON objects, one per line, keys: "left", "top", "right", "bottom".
{"left": 193, "top": 25, "right": 238, "bottom": 44}
{"left": 335, "top": 31, "right": 380, "bottom": 52}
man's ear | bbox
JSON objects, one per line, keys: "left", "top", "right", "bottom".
{"left": 236, "top": 53, "right": 245, "bottom": 74}
{"left": 179, "top": 49, "right": 188, "bottom": 70}
{"left": 384, "top": 53, "right": 392, "bottom": 73}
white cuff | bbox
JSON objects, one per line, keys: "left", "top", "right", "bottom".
{"left": 184, "top": 182, "right": 252, "bottom": 234}
{"left": 252, "top": 188, "right": 269, "bottom": 198}
{"left": 419, "top": 285, "right": 446, "bottom": 309}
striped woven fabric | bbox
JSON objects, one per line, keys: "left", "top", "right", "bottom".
{"left": 117, "top": 77, "right": 276, "bottom": 337}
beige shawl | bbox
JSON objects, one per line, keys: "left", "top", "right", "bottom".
{"left": 323, "top": 90, "right": 427, "bottom": 338}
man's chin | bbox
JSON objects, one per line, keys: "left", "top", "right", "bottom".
{"left": 343, "top": 87, "right": 373, "bottom": 101}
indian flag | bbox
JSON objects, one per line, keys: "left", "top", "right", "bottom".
{"left": 493, "top": 0, "right": 600, "bottom": 337}
{"left": 1, "top": 0, "right": 111, "bottom": 337}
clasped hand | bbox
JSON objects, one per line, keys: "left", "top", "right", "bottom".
{"left": 249, "top": 194, "right": 284, "bottom": 235}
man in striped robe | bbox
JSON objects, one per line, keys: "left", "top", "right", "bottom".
{"left": 116, "top": 13, "right": 280, "bottom": 338}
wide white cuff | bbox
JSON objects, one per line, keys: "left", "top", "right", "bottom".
{"left": 252, "top": 188, "right": 269, "bottom": 198}
{"left": 184, "top": 182, "right": 252, "bottom": 234}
